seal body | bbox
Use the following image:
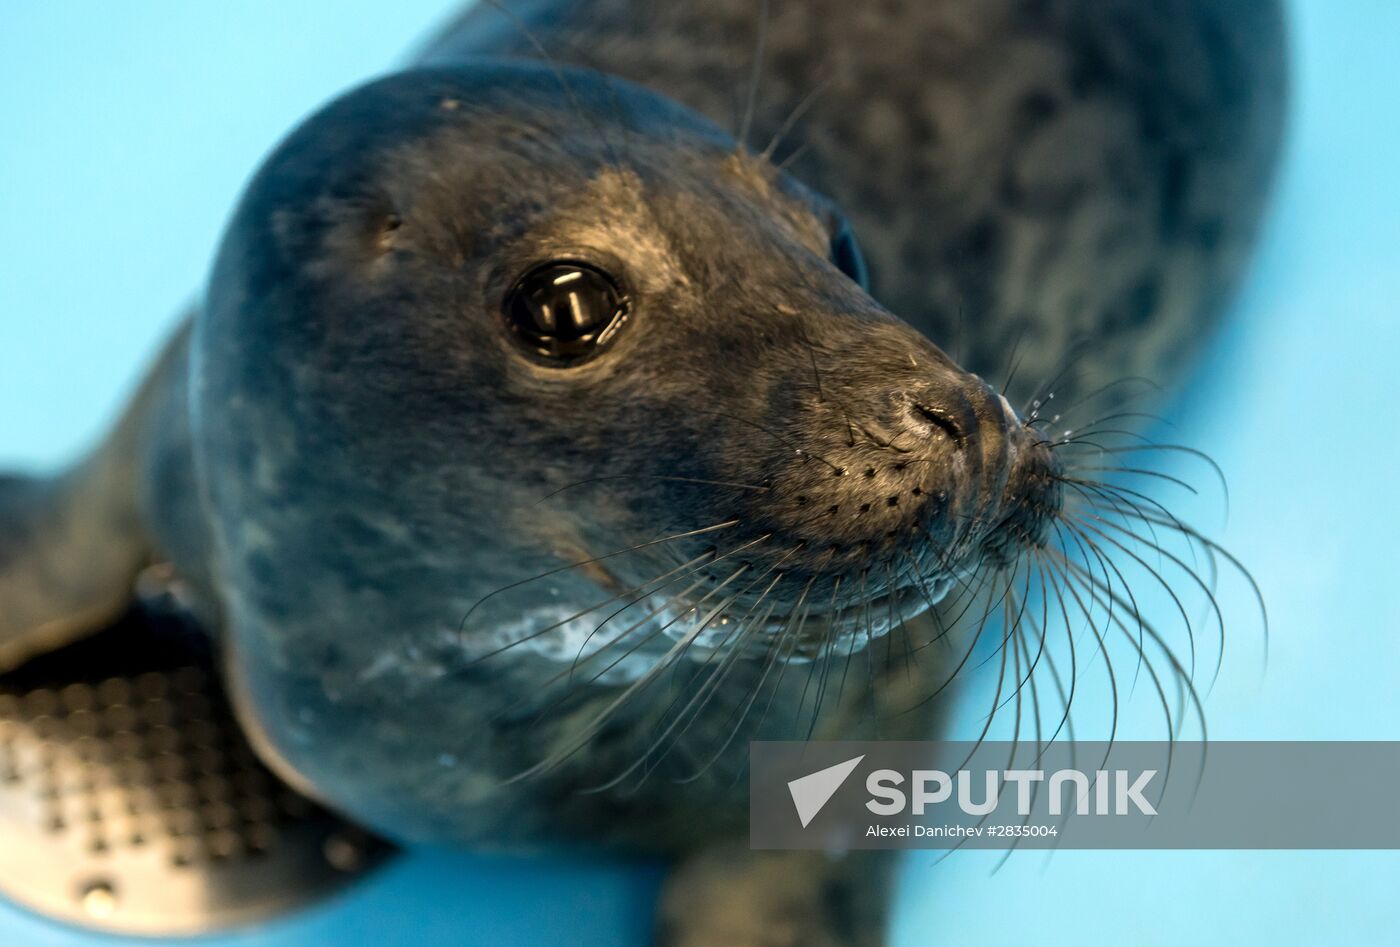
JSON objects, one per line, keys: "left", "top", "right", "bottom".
{"left": 0, "top": 2, "right": 1285, "bottom": 944}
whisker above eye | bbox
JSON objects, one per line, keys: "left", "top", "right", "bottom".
{"left": 736, "top": 0, "right": 771, "bottom": 152}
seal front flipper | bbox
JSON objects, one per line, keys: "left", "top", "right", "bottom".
{"left": 0, "top": 319, "right": 193, "bottom": 671}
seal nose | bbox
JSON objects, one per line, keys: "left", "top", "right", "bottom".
{"left": 905, "top": 373, "right": 1009, "bottom": 455}
{"left": 887, "top": 373, "right": 1010, "bottom": 547}
{"left": 905, "top": 374, "right": 984, "bottom": 445}
{"left": 898, "top": 370, "right": 1062, "bottom": 560}
{"left": 909, "top": 400, "right": 972, "bottom": 446}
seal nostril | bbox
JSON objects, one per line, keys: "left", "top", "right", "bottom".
{"left": 912, "top": 403, "right": 967, "bottom": 444}
{"left": 375, "top": 213, "right": 403, "bottom": 253}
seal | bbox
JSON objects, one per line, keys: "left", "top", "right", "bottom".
{"left": 0, "top": 1, "right": 1285, "bottom": 944}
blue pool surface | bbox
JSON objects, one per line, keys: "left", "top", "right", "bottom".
{"left": 1, "top": 1, "right": 1397, "bottom": 943}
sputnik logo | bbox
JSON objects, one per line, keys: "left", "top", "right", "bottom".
{"left": 786, "top": 755, "right": 865, "bottom": 828}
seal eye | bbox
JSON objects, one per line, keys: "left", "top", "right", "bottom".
{"left": 830, "top": 219, "right": 869, "bottom": 290}
{"left": 502, "top": 261, "right": 629, "bottom": 364}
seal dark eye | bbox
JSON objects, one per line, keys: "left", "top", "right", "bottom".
{"left": 830, "top": 219, "right": 869, "bottom": 289}
{"left": 502, "top": 261, "right": 629, "bottom": 364}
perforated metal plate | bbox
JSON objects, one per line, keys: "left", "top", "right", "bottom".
{"left": 0, "top": 593, "right": 393, "bottom": 935}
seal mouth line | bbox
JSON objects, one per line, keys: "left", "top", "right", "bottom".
{"left": 656, "top": 578, "right": 948, "bottom": 660}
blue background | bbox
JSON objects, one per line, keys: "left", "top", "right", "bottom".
{"left": 1, "top": 1, "right": 1396, "bottom": 944}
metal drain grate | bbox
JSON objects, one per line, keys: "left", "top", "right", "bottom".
{"left": 0, "top": 595, "right": 392, "bottom": 935}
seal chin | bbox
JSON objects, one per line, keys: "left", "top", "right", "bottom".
{"left": 463, "top": 567, "right": 961, "bottom": 684}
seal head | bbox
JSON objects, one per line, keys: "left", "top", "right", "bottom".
{"left": 194, "top": 62, "right": 1060, "bottom": 838}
